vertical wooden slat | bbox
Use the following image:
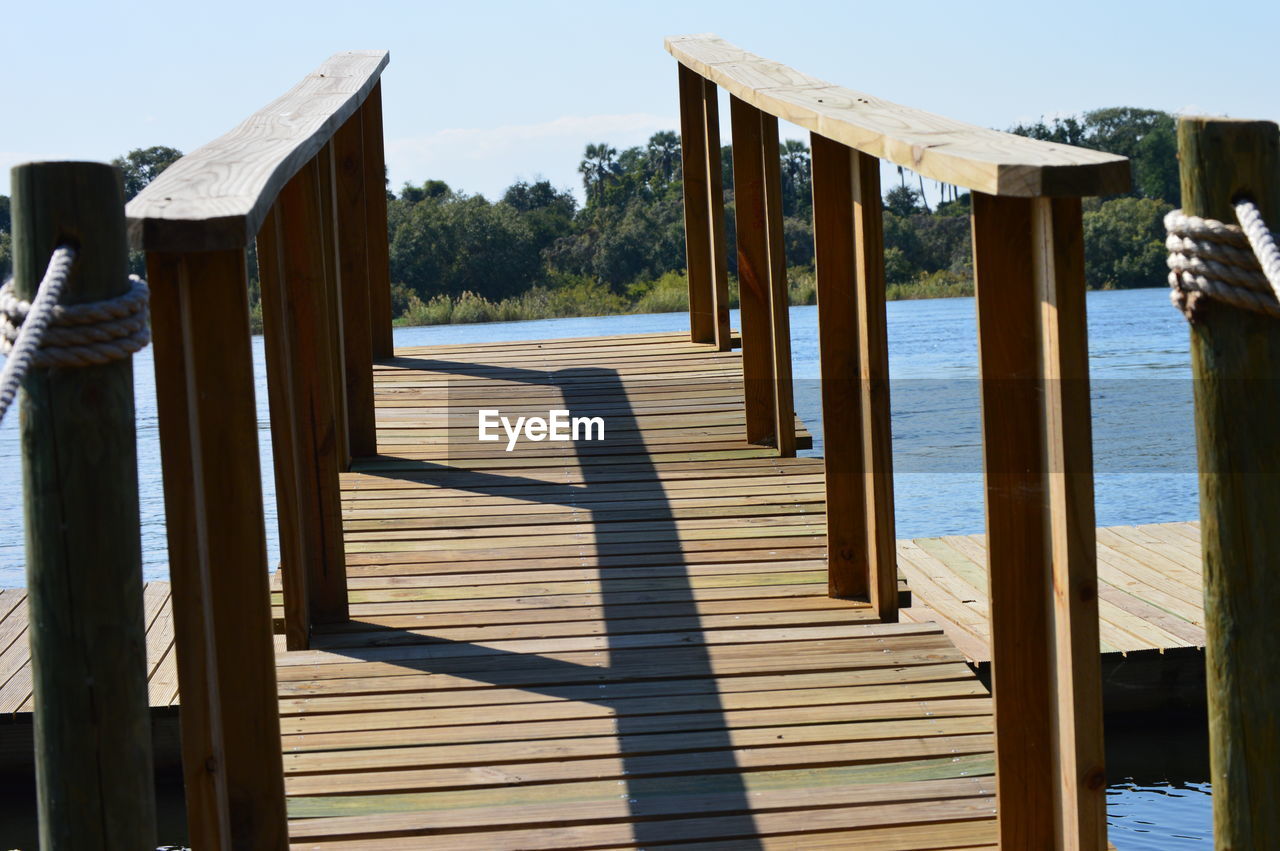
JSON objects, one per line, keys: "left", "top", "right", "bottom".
{"left": 760, "top": 114, "right": 795, "bottom": 455}
{"left": 702, "top": 78, "right": 732, "bottom": 352}
{"left": 332, "top": 108, "right": 378, "bottom": 458}
{"left": 147, "top": 251, "right": 227, "bottom": 847}
{"left": 316, "top": 142, "right": 350, "bottom": 471}
{"left": 678, "top": 63, "right": 715, "bottom": 345}
{"left": 1034, "top": 196, "right": 1105, "bottom": 848}
{"left": 810, "top": 133, "right": 867, "bottom": 598}
{"left": 730, "top": 96, "right": 779, "bottom": 445}
{"left": 255, "top": 206, "right": 311, "bottom": 650}
{"left": 972, "top": 191, "right": 1055, "bottom": 850}
{"left": 811, "top": 139, "right": 897, "bottom": 618}
{"left": 265, "top": 157, "right": 350, "bottom": 647}
{"left": 360, "top": 81, "right": 395, "bottom": 360}
{"left": 852, "top": 150, "right": 898, "bottom": 621}
{"left": 147, "top": 248, "right": 288, "bottom": 850}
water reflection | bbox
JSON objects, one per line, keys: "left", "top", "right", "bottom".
{"left": 1107, "top": 716, "right": 1212, "bottom": 848}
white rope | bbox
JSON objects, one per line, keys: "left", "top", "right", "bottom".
{"left": 0, "top": 247, "right": 151, "bottom": 424}
{"left": 1165, "top": 200, "right": 1280, "bottom": 320}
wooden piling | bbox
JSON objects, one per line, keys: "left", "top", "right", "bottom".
{"left": 11, "top": 161, "right": 157, "bottom": 849}
{"left": 1178, "top": 116, "right": 1280, "bottom": 849}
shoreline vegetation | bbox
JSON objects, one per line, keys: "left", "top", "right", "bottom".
{"left": 386, "top": 266, "right": 977, "bottom": 328}
{"left": 0, "top": 108, "right": 1178, "bottom": 331}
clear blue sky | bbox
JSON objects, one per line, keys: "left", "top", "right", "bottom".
{"left": 3, "top": 0, "right": 1277, "bottom": 203}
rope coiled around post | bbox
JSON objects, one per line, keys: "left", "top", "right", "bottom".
{"left": 1165, "top": 200, "right": 1280, "bottom": 320}
{"left": 0, "top": 246, "right": 151, "bottom": 424}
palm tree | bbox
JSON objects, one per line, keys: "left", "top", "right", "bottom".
{"left": 645, "top": 131, "right": 680, "bottom": 184}
{"left": 579, "top": 143, "right": 618, "bottom": 204}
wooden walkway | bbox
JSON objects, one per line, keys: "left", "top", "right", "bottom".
{"left": 0, "top": 333, "right": 1211, "bottom": 842}
{"left": 278, "top": 332, "right": 999, "bottom": 849}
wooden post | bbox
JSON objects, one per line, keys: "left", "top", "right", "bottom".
{"left": 730, "top": 95, "right": 779, "bottom": 445}
{"left": 12, "top": 161, "right": 157, "bottom": 849}
{"left": 811, "top": 135, "right": 868, "bottom": 597}
{"left": 146, "top": 247, "right": 288, "bottom": 849}
{"left": 974, "top": 193, "right": 1055, "bottom": 849}
{"left": 810, "top": 137, "right": 897, "bottom": 619}
{"left": 258, "top": 157, "right": 350, "bottom": 649}
{"left": 853, "top": 150, "right": 898, "bottom": 621}
{"left": 760, "top": 115, "right": 795, "bottom": 455}
{"left": 1178, "top": 116, "right": 1280, "bottom": 849}
{"left": 972, "top": 191, "right": 1105, "bottom": 850}
{"left": 316, "top": 143, "right": 350, "bottom": 471}
{"left": 677, "top": 65, "right": 730, "bottom": 349}
{"left": 360, "top": 82, "right": 395, "bottom": 360}
{"left": 332, "top": 108, "right": 379, "bottom": 458}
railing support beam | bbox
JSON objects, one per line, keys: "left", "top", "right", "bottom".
{"left": 360, "top": 81, "right": 395, "bottom": 360}
{"left": 973, "top": 191, "right": 1104, "bottom": 850}
{"left": 333, "top": 109, "right": 379, "bottom": 458}
{"left": 811, "top": 137, "right": 897, "bottom": 618}
{"left": 147, "top": 248, "right": 288, "bottom": 850}
{"left": 257, "top": 157, "right": 350, "bottom": 650}
{"left": 677, "top": 64, "right": 731, "bottom": 350}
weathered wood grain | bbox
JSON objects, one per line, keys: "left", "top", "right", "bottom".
{"left": 665, "top": 34, "right": 1128, "bottom": 197}
{"left": 1179, "top": 116, "right": 1280, "bottom": 850}
{"left": 126, "top": 50, "right": 389, "bottom": 251}
{"left": 12, "top": 160, "right": 157, "bottom": 849}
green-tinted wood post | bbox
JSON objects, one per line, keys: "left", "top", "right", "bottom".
{"left": 11, "top": 161, "right": 157, "bottom": 848}
{"left": 1178, "top": 116, "right": 1280, "bottom": 849}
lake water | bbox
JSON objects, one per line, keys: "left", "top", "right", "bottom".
{"left": 0, "top": 286, "right": 1210, "bottom": 846}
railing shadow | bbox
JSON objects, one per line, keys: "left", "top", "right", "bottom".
{"left": 322, "top": 356, "right": 763, "bottom": 846}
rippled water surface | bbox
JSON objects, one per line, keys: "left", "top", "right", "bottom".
{"left": 0, "top": 286, "right": 1210, "bottom": 845}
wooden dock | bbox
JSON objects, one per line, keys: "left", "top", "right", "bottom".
{"left": 899, "top": 523, "right": 1206, "bottom": 712}
{"left": 0, "top": 333, "right": 1209, "bottom": 839}
{"left": 9, "top": 34, "right": 1214, "bottom": 846}
{"left": 276, "top": 332, "right": 999, "bottom": 848}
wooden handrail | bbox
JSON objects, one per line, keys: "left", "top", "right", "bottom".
{"left": 122, "top": 50, "right": 394, "bottom": 848}
{"left": 127, "top": 50, "right": 389, "bottom": 252}
{"left": 666, "top": 34, "right": 1129, "bottom": 198}
{"left": 668, "top": 34, "right": 1122, "bottom": 850}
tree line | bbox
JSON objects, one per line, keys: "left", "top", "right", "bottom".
{"left": 0, "top": 107, "right": 1178, "bottom": 323}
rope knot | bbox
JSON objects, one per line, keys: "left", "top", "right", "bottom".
{"left": 1165, "top": 201, "right": 1280, "bottom": 322}
{"left": 0, "top": 245, "right": 151, "bottom": 423}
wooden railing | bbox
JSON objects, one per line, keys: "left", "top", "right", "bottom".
{"left": 125, "top": 50, "right": 393, "bottom": 848}
{"left": 668, "top": 34, "right": 1130, "bottom": 850}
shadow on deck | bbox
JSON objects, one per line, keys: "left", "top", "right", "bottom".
{"left": 274, "top": 332, "right": 997, "bottom": 849}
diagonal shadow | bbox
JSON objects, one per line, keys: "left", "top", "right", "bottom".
{"left": 326, "top": 354, "right": 764, "bottom": 846}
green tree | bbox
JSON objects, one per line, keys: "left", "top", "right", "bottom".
{"left": 779, "top": 139, "right": 811, "bottom": 218}
{"left": 389, "top": 193, "right": 541, "bottom": 299}
{"left": 1082, "top": 196, "right": 1173, "bottom": 289}
{"left": 885, "top": 185, "right": 925, "bottom": 217}
{"left": 645, "top": 131, "right": 681, "bottom": 185}
{"left": 0, "top": 195, "right": 10, "bottom": 233}
{"left": 111, "top": 146, "right": 184, "bottom": 200}
{"left": 0, "top": 230, "right": 11, "bottom": 280}
{"left": 1010, "top": 108, "right": 1179, "bottom": 204}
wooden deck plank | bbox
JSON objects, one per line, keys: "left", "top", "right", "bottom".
{"left": 899, "top": 522, "right": 1205, "bottom": 667}
{"left": 271, "top": 331, "right": 998, "bottom": 845}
